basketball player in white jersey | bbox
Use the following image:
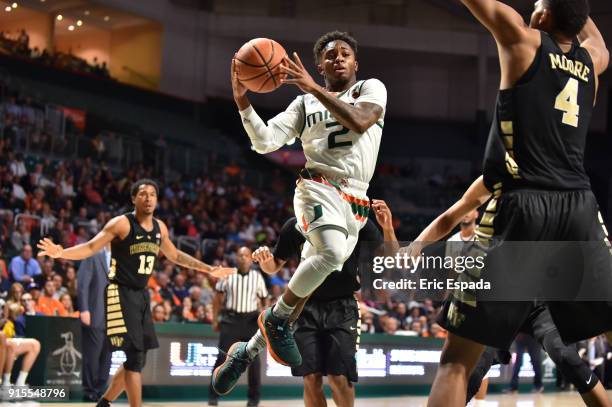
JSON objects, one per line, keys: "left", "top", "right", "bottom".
{"left": 231, "top": 31, "right": 386, "bottom": 366}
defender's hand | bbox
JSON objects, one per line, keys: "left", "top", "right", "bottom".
{"left": 280, "top": 53, "right": 322, "bottom": 95}
{"left": 252, "top": 246, "right": 273, "bottom": 263}
{"left": 37, "top": 238, "right": 63, "bottom": 258}
{"left": 372, "top": 199, "right": 393, "bottom": 231}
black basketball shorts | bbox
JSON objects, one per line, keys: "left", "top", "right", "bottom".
{"left": 291, "top": 297, "right": 360, "bottom": 382}
{"left": 439, "top": 189, "right": 612, "bottom": 349}
{"left": 105, "top": 283, "right": 159, "bottom": 352}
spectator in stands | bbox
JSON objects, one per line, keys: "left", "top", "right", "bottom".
{"left": 64, "top": 264, "right": 78, "bottom": 300}
{"left": 10, "top": 222, "right": 30, "bottom": 252}
{"left": 152, "top": 304, "right": 166, "bottom": 323}
{"left": 36, "top": 278, "right": 67, "bottom": 316}
{"left": 54, "top": 274, "right": 68, "bottom": 299}
{"left": 6, "top": 283, "right": 24, "bottom": 308}
{"left": 382, "top": 316, "right": 399, "bottom": 335}
{"left": 9, "top": 245, "right": 41, "bottom": 284}
{"left": 1, "top": 302, "right": 40, "bottom": 388}
{"left": 181, "top": 297, "right": 196, "bottom": 322}
{"left": 8, "top": 153, "right": 26, "bottom": 180}
{"left": 172, "top": 273, "right": 189, "bottom": 302}
{"left": 60, "top": 294, "right": 79, "bottom": 318}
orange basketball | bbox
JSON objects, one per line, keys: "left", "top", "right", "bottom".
{"left": 234, "top": 38, "right": 287, "bottom": 93}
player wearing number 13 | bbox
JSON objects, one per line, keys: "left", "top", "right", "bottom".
{"left": 37, "top": 179, "right": 235, "bottom": 407}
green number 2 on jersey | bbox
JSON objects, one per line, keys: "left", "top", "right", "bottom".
{"left": 555, "top": 78, "right": 580, "bottom": 128}
{"left": 326, "top": 121, "right": 352, "bottom": 149}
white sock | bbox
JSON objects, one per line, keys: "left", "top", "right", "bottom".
{"left": 473, "top": 399, "right": 486, "bottom": 407}
{"left": 272, "top": 296, "right": 295, "bottom": 319}
{"left": 15, "top": 371, "right": 28, "bottom": 386}
{"left": 2, "top": 373, "right": 10, "bottom": 386}
{"left": 245, "top": 330, "right": 266, "bottom": 359}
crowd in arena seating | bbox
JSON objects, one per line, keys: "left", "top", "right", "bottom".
{"left": 0, "top": 29, "right": 111, "bottom": 79}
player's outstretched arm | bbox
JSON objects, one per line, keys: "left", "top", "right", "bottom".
{"left": 460, "top": 0, "right": 529, "bottom": 45}
{"left": 408, "top": 176, "right": 491, "bottom": 256}
{"left": 158, "top": 221, "right": 235, "bottom": 278}
{"left": 281, "top": 53, "right": 383, "bottom": 133}
{"left": 37, "top": 215, "right": 124, "bottom": 260}
{"left": 252, "top": 246, "right": 286, "bottom": 274}
{"left": 578, "top": 17, "right": 610, "bottom": 76}
{"left": 372, "top": 199, "right": 399, "bottom": 254}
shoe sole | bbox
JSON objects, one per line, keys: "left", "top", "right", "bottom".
{"left": 211, "top": 342, "right": 243, "bottom": 396}
{"left": 257, "top": 310, "right": 292, "bottom": 367}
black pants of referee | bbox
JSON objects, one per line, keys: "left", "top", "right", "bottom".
{"left": 209, "top": 311, "right": 261, "bottom": 402}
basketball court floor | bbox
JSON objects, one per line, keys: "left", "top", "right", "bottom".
{"left": 1, "top": 392, "right": 611, "bottom": 406}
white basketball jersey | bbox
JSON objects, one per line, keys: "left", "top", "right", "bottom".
{"left": 268, "top": 78, "right": 387, "bottom": 186}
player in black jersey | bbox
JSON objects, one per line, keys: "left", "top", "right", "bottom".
{"left": 211, "top": 200, "right": 395, "bottom": 407}
{"left": 422, "top": 1, "right": 610, "bottom": 406}
{"left": 37, "top": 179, "right": 235, "bottom": 407}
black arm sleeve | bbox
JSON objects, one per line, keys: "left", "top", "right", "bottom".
{"left": 273, "top": 217, "right": 306, "bottom": 262}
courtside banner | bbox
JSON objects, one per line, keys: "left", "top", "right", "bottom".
{"left": 359, "top": 241, "right": 612, "bottom": 302}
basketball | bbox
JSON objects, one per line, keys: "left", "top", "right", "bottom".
{"left": 234, "top": 38, "right": 287, "bottom": 93}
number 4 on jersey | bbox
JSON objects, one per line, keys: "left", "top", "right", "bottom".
{"left": 555, "top": 78, "right": 580, "bottom": 128}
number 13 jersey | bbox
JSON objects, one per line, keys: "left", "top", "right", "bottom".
{"left": 109, "top": 213, "right": 161, "bottom": 289}
{"left": 483, "top": 31, "right": 595, "bottom": 192}
{"left": 268, "top": 78, "right": 386, "bottom": 186}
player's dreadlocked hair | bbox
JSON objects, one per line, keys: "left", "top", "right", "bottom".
{"left": 131, "top": 178, "right": 159, "bottom": 197}
{"left": 545, "top": 0, "right": 589, "bottom": 37}
{"left": 313, "top": 31, "right": 358, "bottom": 64}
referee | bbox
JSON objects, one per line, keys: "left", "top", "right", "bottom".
{"left": 209, "top": 246, "right": 268, "bottom": 407}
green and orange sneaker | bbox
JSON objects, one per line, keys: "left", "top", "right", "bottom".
{"left": 257, "top": 308, "right": 302, "bottom": 367}
{"left": 211, "top": 342, "right": 252, "bottom": 396}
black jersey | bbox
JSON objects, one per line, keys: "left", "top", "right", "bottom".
{"left": 109, "top": 213, "right": 161, "bottom": 290}
{"left": 483, "top": 31, "right": 595, "bottom": 192}
{"left": 273, "top": 217, "right": 383, "bottom": 301}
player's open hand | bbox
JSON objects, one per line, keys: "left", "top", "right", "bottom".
{"left": 281, "top": 52, "right": 321, "bottom": 95}
{"left": 231, "top": 56, "right": 248, "bottom": 98}
{"left": 372, "top": 199, "right": 393, "bottom": 231}
{"left": 209, "top": 266, "right": 237, "bottom": 279}
{"left": 36, "top": 238, "right": 63, "bottom": 258}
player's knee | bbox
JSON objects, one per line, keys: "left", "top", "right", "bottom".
{"left": 123, "top": 350, "right": 146, "bottom": 372}
{"left": 303, "top": 374, "right": 323, "bottom": 392}
{"left": 318, "top": 238, "right": 347, "bottom": 268}
{"left": 328, "top": 374, "right": 350, "bottom": 391}
{"left": 31, "top": 339, "right": 41, "bottom": 354}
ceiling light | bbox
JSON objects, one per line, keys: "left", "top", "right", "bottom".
{"left": 56, "top": 14, "right": 63, "bottom": 21}
{"left": 76, "top": 20, "right": 83, "bottom": 26}
{"left": 11, "top": 3, "right": 17, "bottom": 8}
{"left": 4, "top": 6, "right": 11, "bottom": 11}
{"left": 103, "top": 15, "right": 109, "bottom": 21}
{"left": 84, "top": 10, "right": 90, "bottom": 15}
{"left": 68, "top": 25, "right": 74, "bottom": 31}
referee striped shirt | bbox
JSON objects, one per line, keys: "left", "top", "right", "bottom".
{"left": 215, "top": 269, "right": 268, "bottom": 313}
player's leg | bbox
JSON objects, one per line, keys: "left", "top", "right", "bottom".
{"left": 122, "top": 349, "right": 147, "bottom": 407}
{"left": 509, "top": 338, "right": 525, "bottom": 392}
{"left": 473, "top": 379, "right": 488, "bottom": 406}
{"left": 261, "top": 228, "right": 348, "bottom": 366}
{"left": 2, "top": 340, "right": 15, "bottom": 386}
{"left": 525, "top": 337, "right": 543, "bottom": 391}
{"left": 328, "top": 375, "right": 354, "bottom": 407}
{"left": 466, "top": 347, "right": 502, "bottom": 404}
{"left": 427, "top": 333, "right": 485, "bottom": 407}
{"left": 303, "top": 374, "right": 326, "bottom": 407}
{"left": 539, "top": 328, "right": 611, "bottom": 406}
{"left": 324, "top": 298, "right": 359, "bottom": 407}
{"left": 10, "top": 338, "right": 40, "bottom": 385}
{"left": 0, "top": 333, "right": 6, "bottom": 386}
{"left": 99, "top": 365, "right": 126, "bottom": 404}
